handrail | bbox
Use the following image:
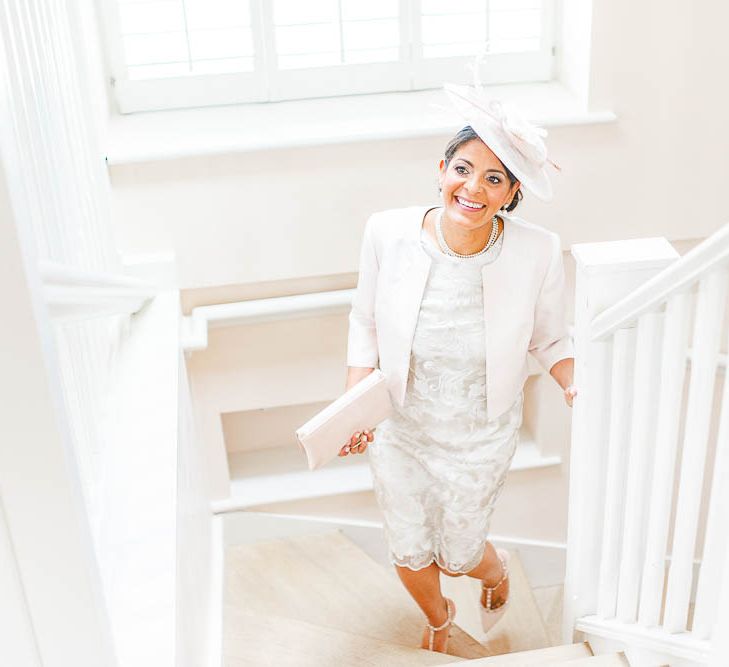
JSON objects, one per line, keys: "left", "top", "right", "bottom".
{"left": 591, "top": 223, "right": 729, "bottom": 341}
{"left": 182, "top": 288, "right": 355, "bottom": 351}
{"left": 39, "top": 260, "right": 157, "bottom": 321}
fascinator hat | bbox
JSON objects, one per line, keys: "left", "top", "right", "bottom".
{"left": 443, "top": 58, "right": 560, "bottom": 202}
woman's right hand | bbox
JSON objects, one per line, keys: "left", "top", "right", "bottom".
{"left": 338, "top": 429, "right": 375, "bottom": 456}
{"left": 339, "top": 366, "right": 377, "bottom": 456}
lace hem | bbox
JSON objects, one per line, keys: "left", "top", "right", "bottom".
{"left": 389, "top": 540, "right": 487, "bottom": 575}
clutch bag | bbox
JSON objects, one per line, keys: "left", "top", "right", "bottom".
{"left": 295, "top": 369, "right": 393, "bottom": 470}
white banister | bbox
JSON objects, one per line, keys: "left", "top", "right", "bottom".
{"left": 1, "top": 0, "right": 187, "bottom": 662}
{"left": 596, "top": 328, "right": 635, "bottom": 619}
{"left": 615, "top": 310, "right": 664, "bottom": 623}
{"left": 637, "top": 290, "right": 692, "bottom": 627}
{"left": 664, "top": 268, "right": 729, "bottom": 632}
{"left": 39, "top": 261, "right": 157, "bottom": 321}
{"left": 563, "top": 237, "right": 678, "bottom": 644}
{"left": 591, "top": 223, "right": 729, "bottom": 341}
{"left": 567, "top": 226, "right": 729, "bottom": 662}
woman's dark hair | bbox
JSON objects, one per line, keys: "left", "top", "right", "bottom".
{"left": 443, "top": 125, "right": 523, "bottom": 212}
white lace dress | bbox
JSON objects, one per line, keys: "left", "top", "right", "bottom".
{"left": 367, "top": 223, "right": 524, "bottom": 574}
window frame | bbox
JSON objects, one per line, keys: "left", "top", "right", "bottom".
{"left": 100, "top": 0, "right": 558, "bottom": 114}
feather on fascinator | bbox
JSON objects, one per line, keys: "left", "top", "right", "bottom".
{"left": 442, "top": 57, "right": 560, "bottom": 201}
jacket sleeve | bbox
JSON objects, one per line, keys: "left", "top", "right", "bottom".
{"left": 347, "top": 214, "right": 380, "bottom": 368}
{"left": 529, "top": 232, "right": 574, "bottom": 373}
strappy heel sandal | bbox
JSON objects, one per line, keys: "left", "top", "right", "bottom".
{"left": 480, "top": 548, "right": 510, "bottom": 633}
{"left": 424, "top": 597, "right": 455, "bottom": 653}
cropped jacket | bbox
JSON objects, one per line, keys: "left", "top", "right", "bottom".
{"left": 346, "top": 205, "right": 574, "bottom": 420}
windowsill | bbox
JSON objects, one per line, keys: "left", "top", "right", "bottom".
{"left": 105, "top": 81, "right": 616, "bottom": 166}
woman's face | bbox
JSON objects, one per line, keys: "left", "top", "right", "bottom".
{"left": 438, "top": 138, "right": 521, "bottom": 231}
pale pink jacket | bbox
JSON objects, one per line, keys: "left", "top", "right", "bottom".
{"left": 347, "top": 205, "right": 574, "bottom": 420}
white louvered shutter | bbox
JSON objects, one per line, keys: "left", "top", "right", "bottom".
{"left": 102, "top": 0, "right": 555, "bottom": 112}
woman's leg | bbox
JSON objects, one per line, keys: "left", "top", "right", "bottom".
{"left": 439, "top": 541, "right": 509, "bottom": 609}
{"left": 395, "top": 562, "right": 454, "bottom": 652}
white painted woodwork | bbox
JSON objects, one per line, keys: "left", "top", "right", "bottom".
{"left": 596, "top": 328, "right": 636, "bottom": 619}
{"left": 709, "top": 537, "right": 729, "bottom": 666}
{"left": 566, "top": 225, "right": 729, "bottom": 664}
{"left": 182, "top": 288, "right": 355, "bottom": 351}
{"left": 564, "top": 237, "right": 678, "bottom": 644}
{"left": 190, "top": 302, "right": 552, "bottom": 509}
{"left": 638, "top": 290, "right": 693, "bottom": 627}
{"left": 0, "top": 494, "right": 42, "bottom": 666}
{"left": 664, "top": 269, "right": 729, "bottom": 632}
{"left": 0, "top": 1, "right": 220, "bottom": 664}
{"left": 39, "top": 260, "right": 156, "bottom": 321}
{"left": 0, "top": 162, "right": 118, "bottom": 664}
{"left": 563, "top": 318, "right": 611, "bottom": 634}
{"left": 98, "top": 292, "right": 180, "bottom": 667}
{"left": 591, "top": 223, "right": 729, "bottom": 342}
{"left": 615, "top": 311, "right": 664, "bottom": 623}
{"left": 576, "top": 615, "right": 710, "bottom": 665}
{"left": 176, "top": 359, "right": 218, "bottom": 667}
{"left": 692, "top": 330, "right": 729, "bottom": 637}
{"left": 0, "top": 1, "right": 119, "bottom": 273}
{"left": 215, "top": 431, "right": 556, "bottom": 513}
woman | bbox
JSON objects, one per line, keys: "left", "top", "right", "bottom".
{"left": 339, "top": 82, "right": 577, "bottom": 654}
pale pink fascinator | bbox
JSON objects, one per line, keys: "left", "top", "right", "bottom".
{"left": 443, "top": 59, "right": 560, "bottom": 202}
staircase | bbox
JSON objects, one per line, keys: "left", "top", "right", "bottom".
{"left": 223, "top": 530, "right": 629, "bottom": 666}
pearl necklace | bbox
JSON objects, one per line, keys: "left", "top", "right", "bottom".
{"left": 435, "top": 208, "right": 501, "bottom": 259}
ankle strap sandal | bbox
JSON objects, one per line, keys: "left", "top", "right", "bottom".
{"left": 480, "top": 548, "right": 511, "bottom": 633}
{"left": 425, "top": 597, "right": 454, "bottom": 652}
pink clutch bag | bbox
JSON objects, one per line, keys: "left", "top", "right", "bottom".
{"left": 295, "top": 369, "right": 393, "bottom": 470}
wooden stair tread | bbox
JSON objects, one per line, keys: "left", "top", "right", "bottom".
{"left": 224, "top": 607, "right": 464, "bottom": 666}
{"left": 224, "top": 529, "right": 488, "bottom": 659}
{"left": 559, "top": 653, "right": 629, "bottom": 666}
{"left": 461, "top": 641, "right": 593, "bottom": 665}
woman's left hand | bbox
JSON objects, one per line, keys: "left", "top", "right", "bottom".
{"left": 564, "top": 384, "right": 578, "bottom": 407}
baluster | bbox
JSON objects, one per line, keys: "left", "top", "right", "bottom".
{"left": 563, "top": 336, "right": 612, "bottom": 640}
{"left": 597, "top": 327, "right": 636, "bottom": 618}
{"left": 637, "top": 290, "right": 692, "bottom": 626}
{"left": 709, "top": 541, "right": 729, "bottom": 666}
{"left": 692, "top": 274, "right": 729, "bottom": 638}
{"left": 664, "top": 268, "right": 729, "bottom": 632}
{"left": 616, "top": 310, "right": 664, "bottom": 622}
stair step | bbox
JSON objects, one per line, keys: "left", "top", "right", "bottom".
{"left": 224, "top": 529, "right": 489, "bottom": 660}
{"left": 439, "top": 544, "right": 552, "bottom": 656}
{"left": 224, "top": 607, "right": 463, "bottom": 666}
{"left": 559, "top": 653, "right": 629, "bottom": 666}
{"left": 457, "top": 641, "right": 593, "bottom": 665}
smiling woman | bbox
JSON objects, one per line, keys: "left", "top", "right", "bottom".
{"left": 340, "top": 72, "right": 575, "bottom": 654}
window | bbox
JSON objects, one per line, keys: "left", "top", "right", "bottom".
{"left": 101, "top": 0, "right": 556, "bottom": 113}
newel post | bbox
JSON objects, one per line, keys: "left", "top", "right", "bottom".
{"left": 562, "top": 237, "right": 678, "bottom": 644}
